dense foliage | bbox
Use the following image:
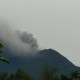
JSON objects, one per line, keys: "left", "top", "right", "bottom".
{"left": 0, "top": 67, "right": 80, "bottom": 80}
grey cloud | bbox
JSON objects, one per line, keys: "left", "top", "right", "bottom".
{"left": 0, "top": 20, "right": 39, "bottom": 56}
{"left": 17, "top": 31, "right": 38, "bottom": 49}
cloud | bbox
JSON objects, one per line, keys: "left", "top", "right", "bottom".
{"left": 0, "top": 19, "right": 39, "bottom": 56}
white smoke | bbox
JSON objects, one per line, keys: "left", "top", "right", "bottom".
{"left": 0, "top": 19, "right": 39, "bottom": 56}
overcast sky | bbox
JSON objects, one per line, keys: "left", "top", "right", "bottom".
{"left": 0, "top": 0, "right": 80, "bottom": 66}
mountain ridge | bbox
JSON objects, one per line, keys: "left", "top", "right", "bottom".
{"left": 0, "top": 48, "right": 79, "bottom": 77}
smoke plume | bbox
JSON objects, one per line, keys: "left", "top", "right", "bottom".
{"left": 0, "top": 19, "right": 39, "bottom": 56}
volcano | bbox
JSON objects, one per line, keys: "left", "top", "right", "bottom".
{"left": 0, "top": 48, "right": 79, "bottom": 77}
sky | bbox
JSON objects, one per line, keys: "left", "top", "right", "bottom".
{"left": 0, "top": 0, "right": 80, "bottom": 66}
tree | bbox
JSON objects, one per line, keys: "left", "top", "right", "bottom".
{"left": 0, "top": 41, "right": 9, "bottom": 63}
{"left": 15, "top": 69, "right": 32, "bottom": 80}
{"left": 60, "top": 75, "right": 70, "bottom": 80}
{"left": 8, "top": 74, "right": 16, "bottom": 80}
{"left": 70, "top": 70, "right": 80, "bottom": 80}
{"left": 0, "top": 72, "right": 9, "bottom": 80}
{"left": 40, "top": 65, "right": 59, "bottom": 80}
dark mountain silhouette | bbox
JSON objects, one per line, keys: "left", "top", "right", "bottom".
{"left": 0, "top": 48, "right": 79, "bottom": 77}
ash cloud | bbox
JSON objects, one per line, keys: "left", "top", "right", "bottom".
{"left": 0, "top": 19, "right": 39, "bottom": 56}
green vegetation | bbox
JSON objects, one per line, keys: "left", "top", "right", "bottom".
{"left": 0, "top": 67, "right": 80, "bottom": 80}
{"left": 39, "top": 65, "right": 58, "bottom": 80}
{"left": 0, "top": 69, "right": 32, "bottom": 80}
{"left": 8, "top": 69, "right": 32, "bottom": 80}
{"left": 0, "top": 41, "right": 9, "bottom": 63}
